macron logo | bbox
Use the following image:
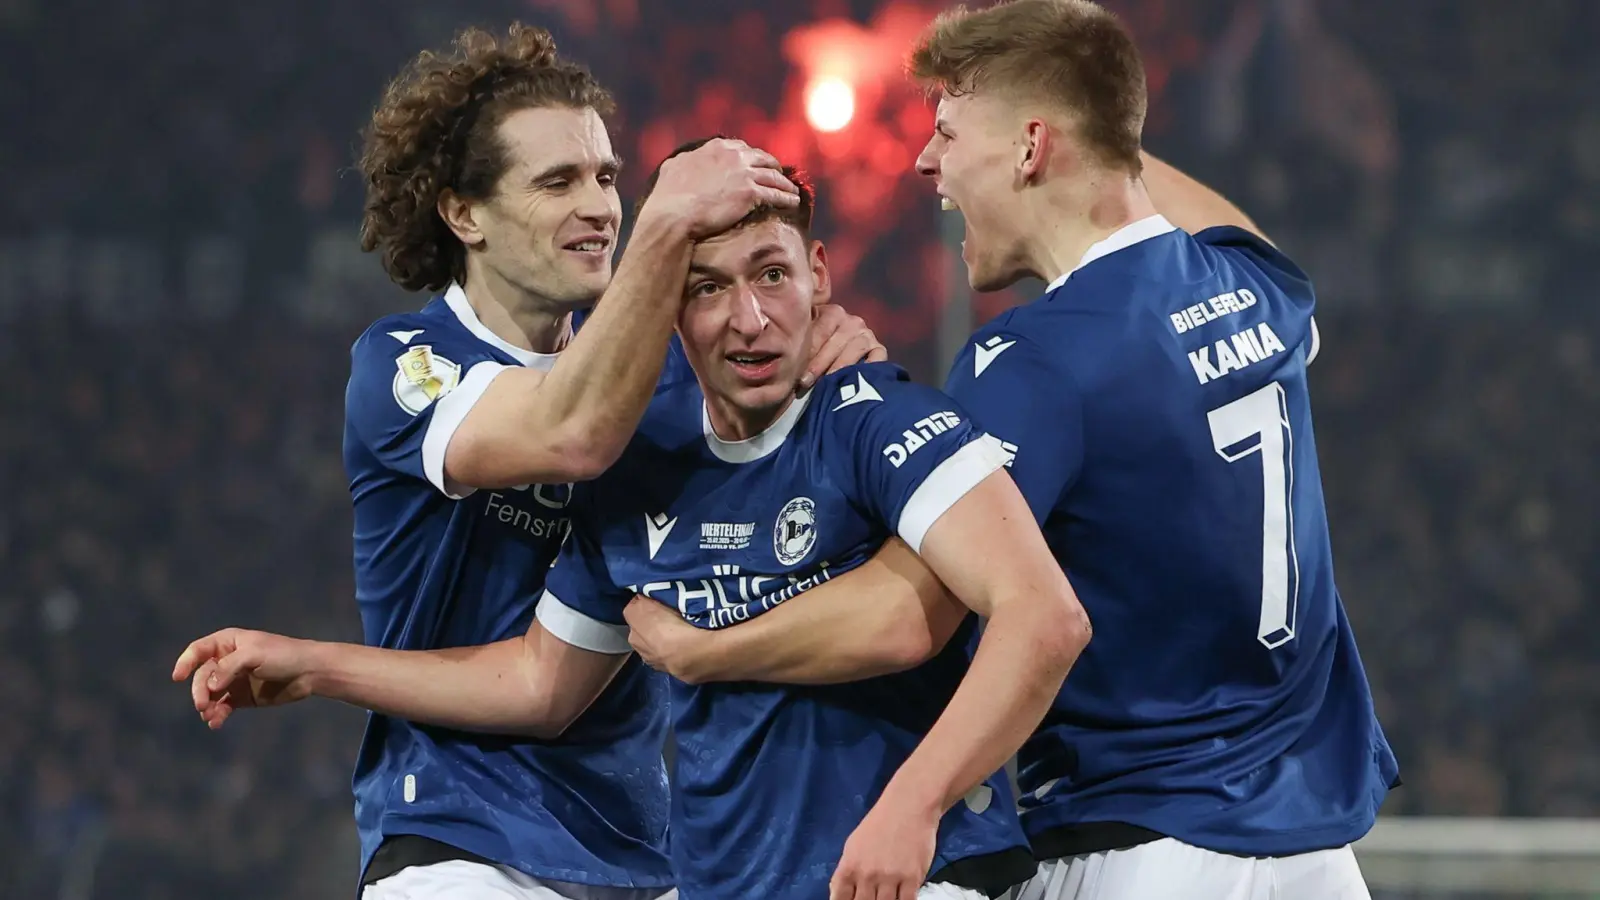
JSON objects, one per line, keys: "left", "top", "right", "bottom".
{"left": 645, "top": 512, "right": 677, "bottom": 560}
{"left": 832, "top": 372, "right": 884, "bottom": 411}
{"left": 388, "top": 329, "right": 424, "bottom": 345}
{"left": 974, "top": 336, "right": 1016, "bottom": 377}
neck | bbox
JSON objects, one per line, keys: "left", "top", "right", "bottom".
{"left": 704, "top": 391, "right": 793, "bottom": 443}
{"left": 460, "top": 261, "right": 576, "bottom": 354}
{"left": 1028, "top": 170, "right": 1159, "bottom": 285}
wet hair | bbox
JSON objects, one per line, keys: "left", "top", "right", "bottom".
{"left": 357, "top": 23, "right": 615, "bottom": 292}
{"left": 910, "top": 0, "right": 1146, "bottom": 173}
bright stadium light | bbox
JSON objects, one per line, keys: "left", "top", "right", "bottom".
{"left": 805, "top": 77, "right": 855, "bottom": 132}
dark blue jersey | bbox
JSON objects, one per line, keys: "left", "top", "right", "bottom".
{"left": 944, "top": 218, "right": 1397, "bottom": 858}
{"left": 342, "top": 284, "right": 689, "bottom": 887}
{"left": 537, "top": 363, "right": 1032, "bottom": 900}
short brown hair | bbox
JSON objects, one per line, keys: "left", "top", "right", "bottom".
{"left": 358, "top": 23, "right": 615, "bottom": 292}
{"left": 634, "top": 137, "right": 815, "bottom": 238}
{"left": 909, "top": 0, "right": 1146, "bottom": 173}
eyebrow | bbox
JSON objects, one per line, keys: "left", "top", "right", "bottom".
{"left": 529, "top": 156, "right": 624, "bottom": 183}
{"left": 687, "top": 242, "right": 792, "bottom": 279}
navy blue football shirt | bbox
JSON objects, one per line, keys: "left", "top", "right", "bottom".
{"left": 944, "top": 216, "right": 1397, "bottom": 858}
{"left": 342, "top": 284, "right": 691, "bottom": 888}
{"left": 537, "top": 363, "right": 1033, "bottom": 900}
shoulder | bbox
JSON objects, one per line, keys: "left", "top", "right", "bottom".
{"left": 950, "top": 310, "right": 1065, "bottom": 385}
{"left": 1188, "top": 225, "right": 1312, "bottom": 292}
{"left": 812, "top": 362, "right": 952, "bottom": 420}
{"left": 351, "top": 302, "right": 502, "bottom": 370}
{"left": 810, "top": 363, "right": 972, "bottom": 463}
{"left": 345, "top": 302, "right": 506, "bottom": 421}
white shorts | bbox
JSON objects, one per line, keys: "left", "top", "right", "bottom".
{"left": 1015, "top": 839, "right": 1369, "bottom": 900}
{"left": 362, "top": 860, "right": 675, "bottom": 900}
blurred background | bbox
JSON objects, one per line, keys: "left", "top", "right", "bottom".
{"left": 4, "top": 0, "right": 1598, "bottom": 897}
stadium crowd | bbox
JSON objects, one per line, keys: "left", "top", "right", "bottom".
{"left": 3, "top": 0, "right": 1596, "bottom": 895}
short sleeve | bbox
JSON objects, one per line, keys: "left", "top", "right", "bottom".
{"left": 823, "top": 364, "right": 1010, "bottom": 553}
{"left": 345, "top": 326, "right": 511, "bottom": 500}
{"left": 536, "top": 487, "right": 633, "bottom": 654}
{"left": 943, "top": 331, "right": 1084, "bottom": 525}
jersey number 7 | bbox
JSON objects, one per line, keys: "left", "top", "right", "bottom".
{"left": 1207, "top": 382, "right": 1299, "bottom": 650}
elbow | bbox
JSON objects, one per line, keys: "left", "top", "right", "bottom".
{"left": 880, "top": 622, "right": 941, "bottom": 673}
{"left": 546, "top": 423, "right": 623, "bottom": 483}
{"left": 1010, "top": 589, "right": 1091, "bottom": 670}
{"left": 520, "top": 690, "right": 584, "bottom": 741}
{"left": 558, "top": 449, "right": 613, "bottom": 484}
{"left": 1048, "top": 597, "right": 1093, "bottom": 665}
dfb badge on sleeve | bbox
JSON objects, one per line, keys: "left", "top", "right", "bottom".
{"left": 392, "top": 345, "right": 461, "bottom": 415}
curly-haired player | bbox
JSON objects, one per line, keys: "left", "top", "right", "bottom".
{"left": 174, "top": 22, "right": 885, "bottom": 900}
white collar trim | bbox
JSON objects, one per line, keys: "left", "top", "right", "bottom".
{"left": 1045, "top": 215, "right": 1177, "bottom": 292}
{"left": 444, "top": 283, "right": 562, "bottom": 371}
{"left": 703, "top": 390, "right": 812, "bottom": 463}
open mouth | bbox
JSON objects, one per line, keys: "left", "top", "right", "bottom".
{"left": 726, "top": 352, "right": 780, "bottom": 381}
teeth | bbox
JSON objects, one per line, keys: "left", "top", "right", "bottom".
{"left": 940, "top": 197, "right": 956, "bottom": 211}
{"left": 571, "top": 241, "right": 605, "bottom": 251}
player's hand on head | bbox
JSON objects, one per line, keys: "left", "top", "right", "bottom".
{"left": 829, "top": 796, "right": 939, "bottom": 900}
{"left": 171, "top": 628, "right": 316, "bottom": 729}
{"left": 801, "top": 303, "right": 887, "bottom": 389}
{"left": 623, "top": 596, "right": 710, "bottom": 683}
{"left": 643, "top": 138, "right": 799, "bottom": 239}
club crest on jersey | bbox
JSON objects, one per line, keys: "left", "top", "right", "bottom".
{"left": 392, "top": 345, "right": 461, "bottom": 416}
{"left": 773, "top": 497, "right": 818, "bottom": 566}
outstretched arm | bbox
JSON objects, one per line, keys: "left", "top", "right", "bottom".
{"left": 624, "top": 537, "right": 968, "bottom": 686}
{"left": 172, "top": 611, "right": 628, "bottom": 741}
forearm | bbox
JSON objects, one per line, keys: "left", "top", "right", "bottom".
{"left": 679, "top": 541, "right": 961, "bottom": 685}
{"left": 881, "top": 600, "right": 1088, "bottom": 814}
{"left": 689, "top": 592, "right": 943, "bottom": 686}
{"left": 304, "top": 638, "right": 548, "bottom": 735}
{"left": 543, "top": 214, "right": 692, "bottom": 466}
{"left": 1141, "top": 151, "right": 1268, "bottom": 241}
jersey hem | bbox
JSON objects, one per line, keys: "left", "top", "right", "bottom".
{"left": 360, "top": 824, "right": 675, "bottom": 892}
{"left": 1022, "top": 805, "right": 1380, "bottom": 859}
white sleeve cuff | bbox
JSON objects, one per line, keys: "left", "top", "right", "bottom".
{"left": 421, "top": 360, "right": 508, "bottom": 500}
{"left": 897, "top": 434, "right": 1010, "bottom": 553}
{"left": 1305, "top": 316, "right": 1321, "bottom": 366}
{"left": 535, "top": 590, "right": 632, "bottom": 654}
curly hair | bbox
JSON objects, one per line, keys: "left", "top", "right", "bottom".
{"left": 357, "top": 23, "right": 616, "bottom": 293}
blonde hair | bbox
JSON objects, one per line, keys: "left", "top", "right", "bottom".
{"left": 909, "top": 0, "right": 1146, "bottom": 173}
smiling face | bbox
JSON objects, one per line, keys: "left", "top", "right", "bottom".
{"left": 467, "top": 105, "right": 622, "bottom": 308}
{"left": 916, "top": 91, "right": 1037, "bottom": 292}
{"left": 676, "top": 218, "right": 831, "bottom": 439}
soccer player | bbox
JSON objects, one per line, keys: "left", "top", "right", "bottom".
{"left": 175, "top": 145, "right": 1092, "bottom": 900}
{"left": 620, "top": 2, "right": 1399, "bottom": 898}
{"left": 172, "top": 25, "right": 883, "bottom": 900}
